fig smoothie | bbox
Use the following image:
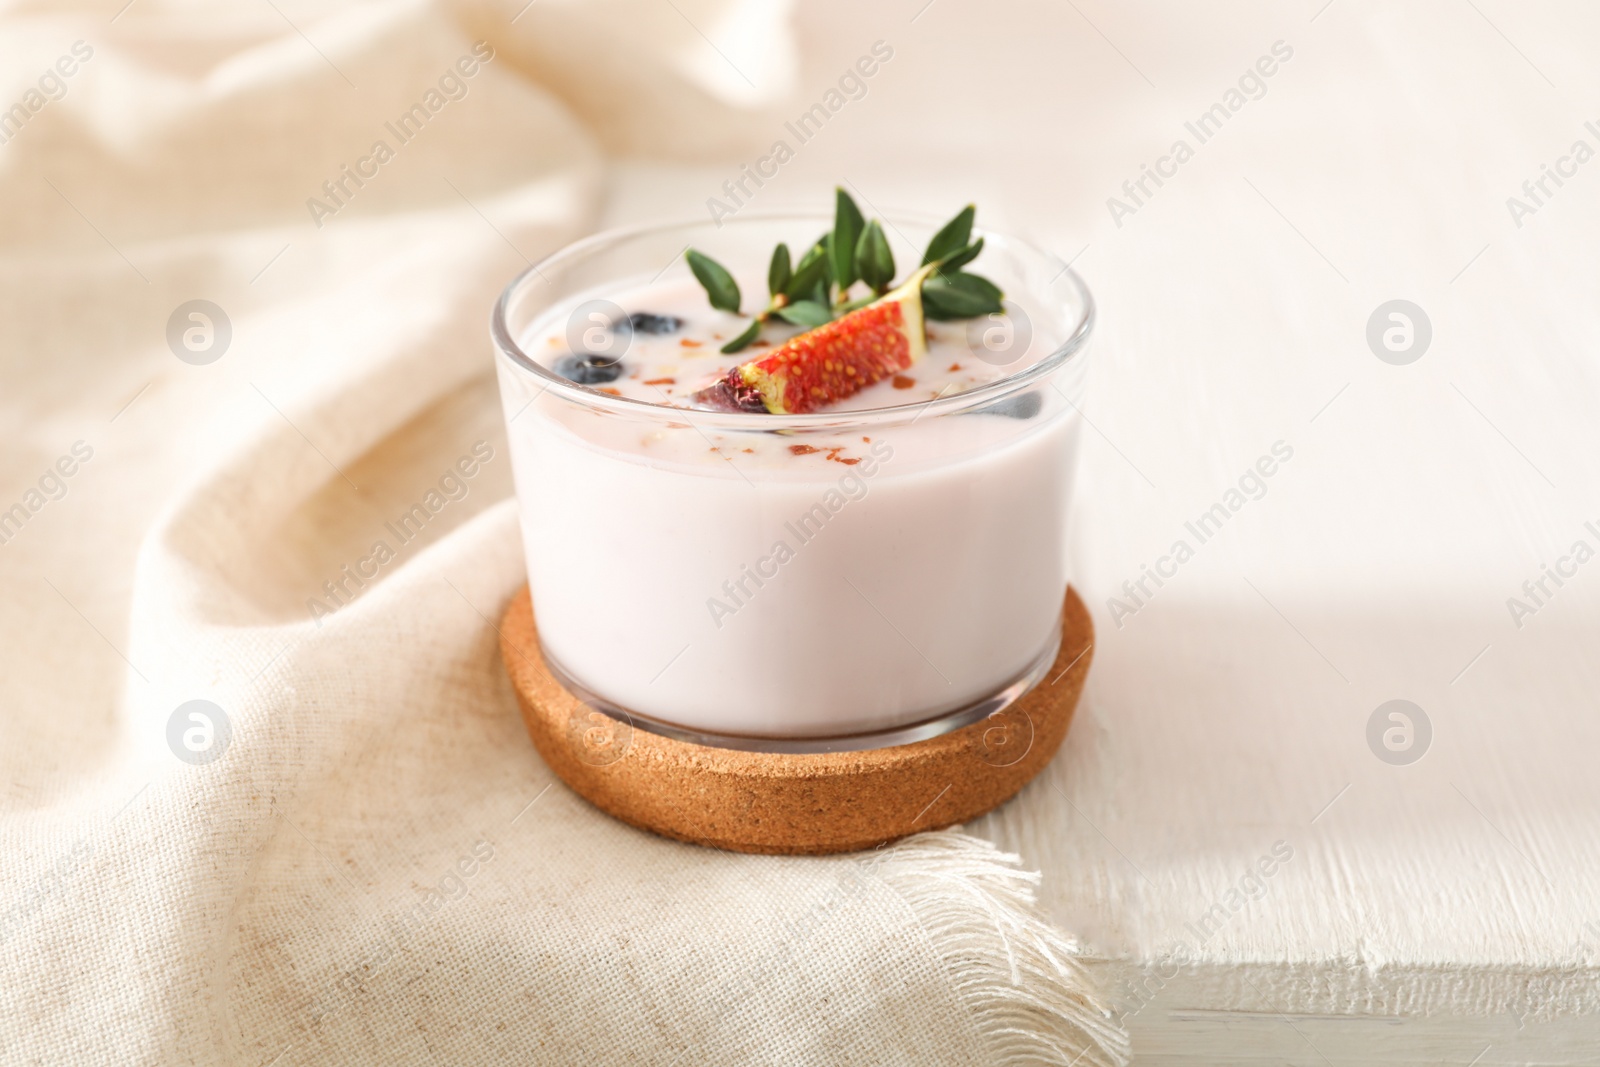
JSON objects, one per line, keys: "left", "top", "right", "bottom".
{"left": 493, "top": 214, "right": 1092, "bottom": 744}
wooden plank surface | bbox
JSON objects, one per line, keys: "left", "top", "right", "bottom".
{"left": 619, "top": 0, "right": 1600, "bottom": 1057}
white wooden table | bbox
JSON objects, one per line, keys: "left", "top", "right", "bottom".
{"left": 621, "top": 0, "right": 1600, "bottom": 1059}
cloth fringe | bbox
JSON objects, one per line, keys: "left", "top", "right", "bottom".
{"left": 873, "top": 831, "right": 1132, "bottom": 1066}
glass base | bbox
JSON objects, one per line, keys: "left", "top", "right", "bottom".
{"left": 539, "top": 621, "right": 1063, "bottom": 754}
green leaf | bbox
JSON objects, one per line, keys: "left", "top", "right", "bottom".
{"left": 921, "top": 204, "right": 975, "bottom": 266}
{"left": 773, "top": 300, "right": 834, "bottom": 328}
{"left": 921, "top": 271, "right": 1004, "bottom": 320}
{"left": 686, "top": 249, "right": 741, "bottom": 313}
{"left": 784, "top": 239, "right": 831, "bottom": 300}
{"left": 920, "top": 288, "right": 970, "bottom": 321}
{"left": 767, "top": 243, "right": 792, "bottom": 299}
{"left": 856, "top": 220, "right": 895, "bottom": 292}
{"left": 831, "top": 188, "right": 864, "bottom": 291}
{"left": 933, "top": 237, "right": 984, "bottom": 276}
{"left": 721, "top": 318, "right": 762, "bottom": 354}
{"left": 951, "top": 270, "right": 1002, "bottom": 302}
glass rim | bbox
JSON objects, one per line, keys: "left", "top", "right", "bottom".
{"left": 491, "top": 209, "right": 1095, "bottom": 431}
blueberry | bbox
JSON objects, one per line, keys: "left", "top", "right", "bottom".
{"left": 627, "top": 311, "right": 683, "bottom": 335}
{"left": 975, "top": 392, "right": 1042, "bottom": 419}
{"left": 553, "top": 352, "right": 625, "bottom": 385}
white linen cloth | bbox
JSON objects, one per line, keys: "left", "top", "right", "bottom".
{"left": 0, "top": 1, "right": 1127, "bottom": 1064}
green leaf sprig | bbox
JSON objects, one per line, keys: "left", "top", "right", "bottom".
{"left": 684, "top": 189, "right": 1004, "bottom": 354}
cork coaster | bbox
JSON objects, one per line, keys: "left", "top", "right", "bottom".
{"left": 499, "top": 585, "right": 1092, "bottom": 855}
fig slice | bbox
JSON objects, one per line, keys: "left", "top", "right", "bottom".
{"left": 692, "top": 265, "right": 936, "bottom": 415}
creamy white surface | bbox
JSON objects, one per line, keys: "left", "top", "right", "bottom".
{"left": 530, "top": 276, "right": 1028, "bottom": 411}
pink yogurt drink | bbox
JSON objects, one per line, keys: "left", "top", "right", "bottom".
{"left": 493, "top": 214, "right": 1092, "bottom": 748}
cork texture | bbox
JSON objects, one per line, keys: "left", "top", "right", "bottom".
{"left": 500, "top": 586, "right": 1092, "bottom": 855}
